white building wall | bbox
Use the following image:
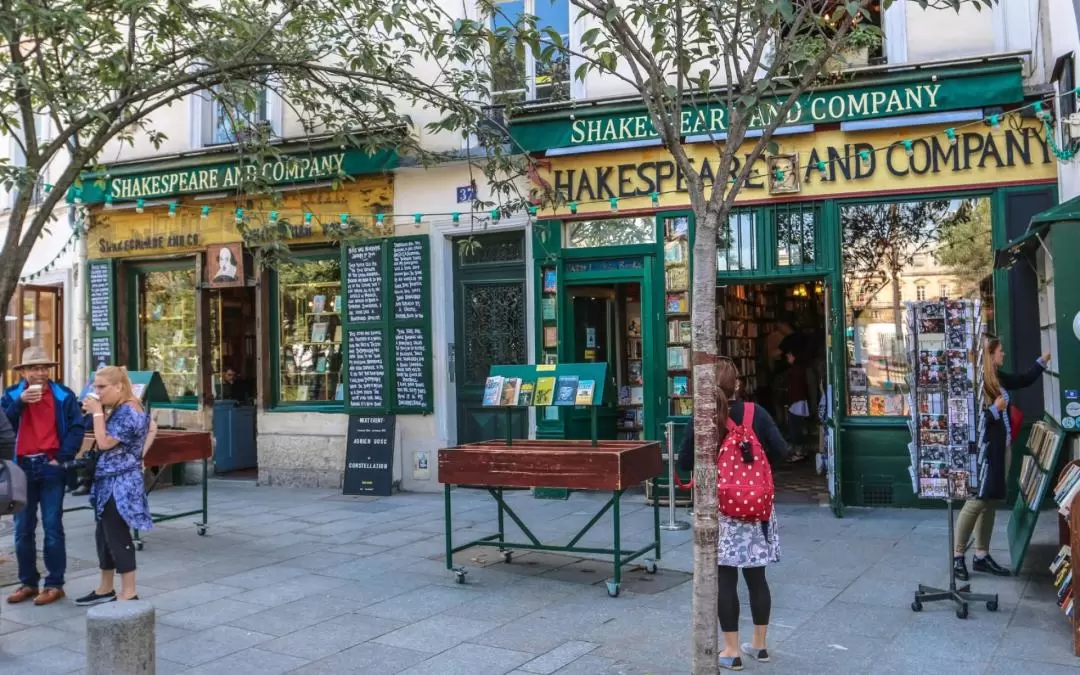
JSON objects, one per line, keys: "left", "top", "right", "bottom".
{"left": 1043, "top": 0, "right": 1080, "bottom": 203}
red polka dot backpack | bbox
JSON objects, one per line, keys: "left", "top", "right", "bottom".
{"left": 717, "top": 405, "right": 774, "bottom": 523}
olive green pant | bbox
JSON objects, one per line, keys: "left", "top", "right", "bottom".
{"left": 954, "top": 499, "right": 997, "bottom": 554}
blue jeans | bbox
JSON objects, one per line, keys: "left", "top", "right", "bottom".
{"left": 13, "top": 455, "right": 66, "bottom": 588}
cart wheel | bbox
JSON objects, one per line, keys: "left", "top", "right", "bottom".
{"left": 197, "top": 526, "right": 207, "bottom": 536}
{"left": 134, "top": 540, "right": 144, "bottom": 551}
{"left": 454, "top": 569, "right": 467, "bottom": 585}
{"left": 911, "top": 600, "right": 922, "bottom": 612}
{"left": 500, "top": 551, "right": 513, "bottom": 564}
{"left": 986, "top": 600, "right": 999, "bottom": 612}
{"left": 645, "top": 561, "right": 658, "bottom": 574}
{"left": 956, "top": 604, "right": 968, "bottom": 620}
{"left": 606, "top": 581, "right": 620, "bottom": 598}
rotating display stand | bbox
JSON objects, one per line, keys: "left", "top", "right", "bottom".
{"left": 904, "top": 299, "right": 998, "bottom": 619}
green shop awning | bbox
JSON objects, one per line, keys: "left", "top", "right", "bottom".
{"left": 994, "top": 194, "right": 1080, "bottom": 269}
{"left": 70, "top": 146, "right": 398, "bottom": 205}
{"left": 510, "top": 60, "right": 1027, "bottom": 153}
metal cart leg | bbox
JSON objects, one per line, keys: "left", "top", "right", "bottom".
{"left": 607, "top": 490, "right": 622, "bottom": 597}
{"left": 445, "top": 484, "right": 466, "bottom": 583}
{"left": 497, "top": 487, "right": 511, "bottom": 563}
{"left": 197, "top": 458, "right": 208, "bottom": 536}
{"left": 653, "top": 491, "right": 662, "bottom": 561}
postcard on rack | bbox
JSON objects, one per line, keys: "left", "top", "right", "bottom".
{"left": 868, "top": 395, "right": 886, "bottom": 416}
{"left": 848, "top": 367, "right": 868, "bottom": 393}
{"left": 849, "top": 394, "right": 868, "bottom": 416}
{"left": 921, "top": 444, "right": 947, "bottom": 462}
{"left": 542, "top": 269, "right": 557, "bottom": 293}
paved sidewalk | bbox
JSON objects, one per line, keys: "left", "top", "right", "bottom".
{"left": 0, "top": 480, "right": 1077, "bottom": 674}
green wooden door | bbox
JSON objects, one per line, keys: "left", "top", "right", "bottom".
{"left": 453, "top": 232, "right": 529, "bottom": 444}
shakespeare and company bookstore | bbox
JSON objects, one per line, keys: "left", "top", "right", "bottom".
{"left": 508, "top": 55, "right": 1058, "bottom": 510}
{"left": 75, "top": 140, "right": 439, "bottom": 491}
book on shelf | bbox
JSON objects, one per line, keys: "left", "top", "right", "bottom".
{"left": 333, "top": 295, "right": 342, "bottom": 313}
{"left": 673, "top": 397, "right": 693, "bottom": 416}
{"left": 542, "top": 269, "right": 557, "bottom": 293}
{"left": 554, "top": 376, "right": 579, "bottom": 406}
{"left": 543, "top": 326, "right": 558, "bottom": 348}
{"left": 666, "top": 216, "right": 689, "bottom": 238}
{"left": 296, "top": 385, "right": 310, "bottom": 401}
{"left": 1051, "top": 545, "right": 1071, "bottom": 576}
{"left": 541, "top": 297, "right": 557, "bottom": 321}
{"left": 311, "top": 321, "right": 329, "bottom": 343}
{"left": 335, "top": 383, "right": 344, "bottom": 401}
{"left": 626, "top": 339, "right": 643, "bottom": 359}
{"left": 665, "top": 266, "right": 689, "bottom": 291}
{"left": 666, "top": 293, "right": 688, "bottom": 314}
{"left": 670, "top": 375, "right": 690, "bottom": 397}
{"left": 500, "top": 378, "right": 522, "bottom": 406}
{"left": 1057, "top": 465, "right": 1080, "bottom": 516}
{"left": 575, "top": 380, "right": 595, "bottom": 405}
{"left": 628, "top": 361, "right": 643, "bottom": 385}
{"left": 663, "top": 240, "right": 686, "bottom": 264}
{"left": 517, "top": 381, "right": 535, "bottom": 406}
{"left": 315, "top": 356, "right": 328, "bottom": 373}
{"left": 482, "top": 376, "right": 505, "bottom": 406}
{"left": 667, "top": 346, "right": 689, "bottom": 370}
{"left": 334, "top": 326, "right": 343, "bottom": 343}
{"left": 630, "top": 386, "right": 644, "bottom": 405}
{"left": 312, "top": 295, "right": 327, "bottom": 314}
{"left": 534, "top": 377, "right": 556, "bottom": 406}
{"left": 618, "top": 386, "right": 631, "bottom": 405}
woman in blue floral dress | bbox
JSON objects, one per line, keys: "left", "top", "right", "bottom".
{"left": 77, "top": 367, "right": 156, "bottom": 605}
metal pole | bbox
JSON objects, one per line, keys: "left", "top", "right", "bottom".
{"left": 660, "top": 421, "right": 690, "bottom": 531}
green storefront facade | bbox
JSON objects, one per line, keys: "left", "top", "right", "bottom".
{"left": 512, "top": 57, "right": 1060, "bottom": 511}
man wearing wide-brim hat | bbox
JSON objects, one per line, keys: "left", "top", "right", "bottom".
{"left": 1, "top": 346, "right": 84, "bottom": 606}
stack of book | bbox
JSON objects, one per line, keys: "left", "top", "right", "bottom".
{"left": 1019, "top": 455, "right": 1052, "bottom": 511}
{"left": 1052, "top": 545, "right": 1074, "bottom": 617}
{"left": 1055, "top": 464, "right": 1080, "bottom": 517}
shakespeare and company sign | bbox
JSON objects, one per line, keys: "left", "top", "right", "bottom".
{"left": 73, "top": 148, "right": 397, "bottom": 205}
{"left": 532, "top": 121, "right": 1056, "bottom": 217}
{"left": 510, "top": 66, "right": 1025, "bottom": 152}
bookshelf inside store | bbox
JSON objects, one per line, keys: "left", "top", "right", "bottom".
{"left": 138, "top": 268, "right": 198, "bottom": 401}
{"left": 539, "top": 267, "right": 559, "bottom": 421}
{"left": 662, "top": 216, "right": 691, "bottom": 418}
{"left": 279, "top": 278, "right": 343, "bottom": 403}
{"left": 617, "top": 287, "right": 644, "bottom": 441}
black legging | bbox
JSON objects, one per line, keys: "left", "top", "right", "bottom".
{"left": 96, "top": 497, "right": 136, "bottom": 574}
{"left": 717, "top": 566, "right": 771, "bottom": 632}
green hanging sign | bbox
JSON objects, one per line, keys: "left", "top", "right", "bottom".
{"left": 510, "top": 64, "right": 1026, "bottom": 153}
{"left": 71, "top": 147, "right": 397, "bottom": 205}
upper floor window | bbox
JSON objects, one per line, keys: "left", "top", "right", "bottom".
{"left": 196, "top": 84, "right": 280, "bottom": 148}
{"left": 915, "top": 284, "right": 926, "bottom": 301}
{"left": 939, "top": 283, "right": 951, "bottom": 299}
{"left": 492, "top": 0, "right": 570, "bottom": 106}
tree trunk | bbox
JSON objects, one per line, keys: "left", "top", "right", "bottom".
{"left": 690, "top": 208, "right": 721, "bottom": 674}
{"left": 0, "top": 270, "right": 20, "bottom": 378}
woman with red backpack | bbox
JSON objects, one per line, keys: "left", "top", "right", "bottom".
{"left": 679, "top": 358, "right": 788, "bottom": 671}
{"left": 952, "top": 336, "right": 1048, "bottom": 581}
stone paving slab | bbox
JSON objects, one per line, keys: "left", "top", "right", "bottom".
{"left": 1, "top": 480, "right": 1078, "bottom": 674}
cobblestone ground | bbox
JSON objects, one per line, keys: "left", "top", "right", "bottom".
{"left": 0, "top": 480, "right": 1075, "bottom": 674}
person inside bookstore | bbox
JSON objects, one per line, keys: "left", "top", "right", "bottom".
{"left": 780, "top": 337, "right": 816, "bottom": 464}
{"left": 679, "top": 358, "right": 788, "bottom": 670}
{"left": 953, "top": 337, "right": 1049, "bottom": 580}
{"left": 217, "top": 366, "right": 248, "bottom": 404}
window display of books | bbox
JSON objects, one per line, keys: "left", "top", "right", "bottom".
{"left": 663, "top": 216, "right": 690, "bottom": 417}
{"left": 619, "top": 294, "right": 645, "bottom": 440}
{"left": 141, "top": 274, "right": 198, "bottom": 400}
{"left": 280, "top": 280, "right": 344, "bottom": 402}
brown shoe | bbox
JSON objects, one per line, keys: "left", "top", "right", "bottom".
{"left": 33, "top": 587, "right": 65, "bottom": 606}
{"left": 7, "top": 586, "right": 39, "bottom": 604}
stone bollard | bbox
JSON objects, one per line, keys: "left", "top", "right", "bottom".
{"left": 86, "top": 600, "right": 156, "bottom": 675}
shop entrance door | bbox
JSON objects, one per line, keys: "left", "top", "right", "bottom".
{"left": 5, "top": 284, "right": 63, "bottom": 386}
{"left": 823, "top": 279, "right": 843, "bottom": 517}
{"left": 452, "top": 232, "right": 528, "bottom": 444}
{"left": 209, "top": 286, "right": 258, "bottom": 474}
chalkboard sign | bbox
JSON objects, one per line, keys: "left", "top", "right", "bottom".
{"left": 345, "top": 244, "right": 382, "bottom": 323}
{"left": 394, "top": 327, "right": 428, "bottom": 409}
{"left": 392, "top": 239, "right": 425, "bottom": 321}
{"left": 343, "top": 414, "right": 396, "bottom": 496}
{"left": 340, "top": 235, "right": 432, "bottom": 414}
{"left": 346, "top": 329, "right": 384, "bottom": 409}
{"left": 88, "top": 261, "right": 112, "bottom": 333}
{"left": 90, "top": 336, "right": 113, "bottom": 371}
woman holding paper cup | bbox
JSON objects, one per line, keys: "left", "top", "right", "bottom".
{"left": 953, "top": 337, "right": 1049, "bottom": 581}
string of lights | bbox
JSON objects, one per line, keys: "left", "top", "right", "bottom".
{"left": 65, "top": 86, "right": 1080, "bottom": 226}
